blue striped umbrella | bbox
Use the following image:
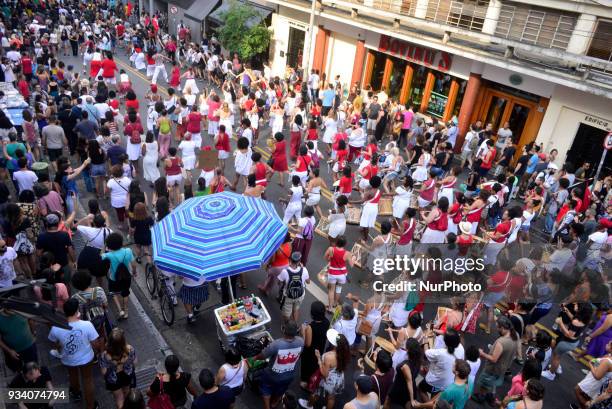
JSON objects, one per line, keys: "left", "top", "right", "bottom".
{"left": 151, "top": 192, "right": 288, "bottom": 280}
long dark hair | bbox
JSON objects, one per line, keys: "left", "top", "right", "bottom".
{"left": 334, "top": 334, "right": 351, "bottom": 373}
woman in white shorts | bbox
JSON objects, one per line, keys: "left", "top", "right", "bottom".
{"left": 324, "top": 237, "right": 354, "bottom": 312}
{"left": 305, "top": 168, "right": 327, "bottom": 218}
{"left": 282, "top": 175, "right": 303, "bottom": 225}
{"left": 178, "top": 133, "right": 197, "bottom": 180}
{"left": 359, "top": 176, "right": 382, "bottom": 242}
{"left": 164, "top": 147, "right": 183, "bottom": 206}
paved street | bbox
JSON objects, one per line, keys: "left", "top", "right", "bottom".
{"left": 9, "top": 50, "right": 584, "bottom": 409}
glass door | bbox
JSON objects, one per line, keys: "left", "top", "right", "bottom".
{"left": 484, "top": 95, "right": 509, "bottom": 131}
{"left": 286, "top": 27, "right": 305, "bottom": 69}
{"left": 507, "top": 103, "right": 531, "bottom": 143}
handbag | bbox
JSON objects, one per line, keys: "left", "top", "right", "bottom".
{"left": 115, "top": 254, "right": 132, "bottom": 282}
{"left": 14, "top": 230, "right": 35, "bottom": 255}
{"left": 147, "top": 376, "right": 175, "bottom": 409}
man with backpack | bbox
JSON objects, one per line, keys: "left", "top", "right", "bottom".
{"left": 277, "top": 252, "right": 310, "bottom": 324}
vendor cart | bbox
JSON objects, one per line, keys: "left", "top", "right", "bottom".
{"left": 214, "top": 295, "right": 272, "bottom": 356}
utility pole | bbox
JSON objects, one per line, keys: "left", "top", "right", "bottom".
{"left": 302, "top": 0, "right": 317, "bottom": 81}
{"left": 149, "top": 0, "right": 154, "bottom": 15}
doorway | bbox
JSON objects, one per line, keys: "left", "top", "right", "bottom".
{"left": 566, "top": 123, "right": 612, "bottom": 175}
{"left": 286, "top": 27, "right": 305, "bottom": 69}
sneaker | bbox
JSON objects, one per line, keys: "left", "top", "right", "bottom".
{"left": 187, "top": 314, "right": 196, "bottom": 323}
{"left": 541, "top": 370, "right": 556, "bottom": 381}
{"left": 49, "top": 349, "right": 61, "bottom": 359}
{"left": 557, "top": 365, "right": 563, "bottom": 375}
{"left": 298, "top": 399, "right": 313, "bottom": 409}
{"left": 514, "top": 358, "right": 525, "bottom": 365}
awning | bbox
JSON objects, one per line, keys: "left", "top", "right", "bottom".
{"left": 185, "top": 0, "right": 219, "bottom": 21}
{"left": 208, "top": 0, "right": 272, "bottom": 28}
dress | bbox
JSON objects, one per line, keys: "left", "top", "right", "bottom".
{"left": 271, "top": 111, "right": 284, "bottom": 135}
{"left": 438, "top": 178, "right": 456, "bottom": 206}
{"left": 412, "top": 153, "right": 431, "bottom": 182}
{"left": 392, "top": 187, "right": 412, "bottom": 219}
{"left": 143, "top": 142, "right": 160, "bottom": 183}
{"left": 322, "top": 117, "right": 337, "bottom": 144}
{"left": 360, "top": 190, "right": 381, "bottom": 228}
{"left": 126, "top": 142, "right": 142, "bottom": 161}
{"left": 300, "top": 318, "right": 330, "bottom": 382}
{"left": 586, "top": 314, "right": 612, "bottom": 358}
{"left": 306, "top": 186, "right": 321, "bottom": 206}
{"left": 272, "top": 141, "right": 288, "bottom": 172}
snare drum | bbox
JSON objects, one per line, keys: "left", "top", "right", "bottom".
{"left": 378, "top": 197, "right": 392, "bottom": 216}
{"left": 346, "top": 206, "right": 362, "bottom": 225}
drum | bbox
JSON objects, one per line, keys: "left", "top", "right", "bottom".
{"left": 346, "top": 206, "right": 362, "bottom": 225}
{"left": 378, "top": 197, "right": 392, "bottom": 216}
{"left": 350, "top": 242, "right": 368, "bottom": 269}
{"left": 364, "top": 336, "right": 396, "bottom": 371}
{"left": 317, "top": 265, "right": 329, "bottom": 286}
{"left": 31, "top": 162, "right": 49, "bottom": 180}
{"left": 315, "top": 217, "right": 330, "bottom": 238}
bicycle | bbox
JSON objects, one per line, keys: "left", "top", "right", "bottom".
{"left": 145, "top": 262, "right": 176, "bottom": 326}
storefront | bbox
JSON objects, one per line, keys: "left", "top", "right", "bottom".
{"left": 536, "top": 85, "right": 612, "bottom": 170}
{"left": 362, "top": 33, "right": 472, "bottom": 122}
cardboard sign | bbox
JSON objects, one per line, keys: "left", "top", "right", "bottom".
{"left": 198, "top": 149, "right": 218, "bottom": 170}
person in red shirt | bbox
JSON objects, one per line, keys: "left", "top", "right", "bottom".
{"left": 332, "top": 139, "right": 348, "bottom": 183}
{"left": 214, "top": 124, "right": 231, "bottom": 169}
{"left": 17, "top": 75, "right": 29, "bottom": 100}
{"left": 270, "top": 132, "right": 288, "bottom": 187}
{"left": 115, "top": 22, "right": 125, "bottom": 42}
{"left": 338, "top": 166, "right": 353, "bottom": 198}
{"left": 20, "top": 52, "right": 33, "bottom": 82}
{"left": 478, "top": 139, "right": 496, "bottom": 178}
{"left": 101, "top": 52, "right": 118, "bottom": 86}
{"left": 482, "top": 257, "right": 513, "bottom": 334}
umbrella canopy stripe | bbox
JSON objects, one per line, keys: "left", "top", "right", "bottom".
{"left": 151, "top": 192, "right": 288, "bottom": 280}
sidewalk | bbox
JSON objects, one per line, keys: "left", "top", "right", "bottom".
{"left": 0, "top": 210, "right": 173, "bottom": 409}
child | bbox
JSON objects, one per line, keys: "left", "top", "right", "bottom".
{"left": 337, "top": 166, "right": 353, "bottom": 199}
{"left": 465, "top": 345, "right": 482, "bottom": 385}
{"left": 306, "top": 141, "right": 321, "bottom": 170}
{"left": 195, "top": 177, "right": 209, "bottom": 196}
{"left": 118, "top": 69, "right": 131, "bottom": 96}
{"left": 332, "top": 139, "right": 349, "bottom": 182}
{"left": 120, "top": 154, "right": 133, "bottom": 179}
{"left": 306, "top": 119, "right": 318, "bottom": 150}
{"left": 282, "top": 175, "right": 303, "bottom": 225}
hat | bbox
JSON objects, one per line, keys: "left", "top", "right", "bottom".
{"left": 45, "top": 214, "right": 60, "bottom": 226}
{"left": 459, "top": 221, "right": 472, "bottom": 235}
{"left": 290, "top": 251, "right": 302, "bottom": 263}
{"left": 354, "top": 374, "right": 373, "bottom": 394}
{"left": 150, "top": 84, "right": 157, "bottom": 92}
{"left": 598, "top": 218, "right": 612, "bottom": 229}
{"left": 326, "top": 328, "right": 340, "bottom": 346}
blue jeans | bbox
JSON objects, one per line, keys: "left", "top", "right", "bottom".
{"left": 544, "top": 212, "right": 555, "bottom": 233}
{"left": 487, "top": 215, "right": 499, "bottom": 228}
{"left": 83, "top": 168, "right": 94, "bottom": 193}
{"left": 66, "top": 192, "right": 78, "bottom": 215}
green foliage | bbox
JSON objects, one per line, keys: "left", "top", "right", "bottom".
{"left": 215, "top": 0, "right": 271, "bottom": 60}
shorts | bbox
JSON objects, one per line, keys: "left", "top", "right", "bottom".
{"left": 384, "top": 171, "right": 399, "bottom": 181}
{"left": 281, "top": 294, "right": 304, "bottom": 317}
{"left": 105, "top": 370, "right": 135, "bottom": 391}
{"left": 528, "top": 306, "right": 551, "bottom": 325}
{"left": 327, "top": 273, "right": 347, "bottom": 285}
{"left": 259, "top": 372, "right": 292, "bottom": 397}
{"left": 555, "top": 339, "right": 579, "bottom": 356}
{"left": 48, "top": 148, "right": 63, "bottom": 161}
{"left": 167, "top": 174, "right": 182, "bottom": 186}
{"left": 90, "top": 163, "right": 106, "bottom": 177}
{"left": 477, "top": 371, "right": 504, "bottom": 391}
{"left": 115, "top": 206, "right": 127, "bottom": 222}
{"left": 108, "top": 276, "right": 131, "bottom": 297}
{"left": 482, "top": 291, "right": 505, "bottom": 308}
{"left": 366, "top": 119, "right": 377, "bottom": 131}
{"left": 104, "top": 77, "right": 117, "bottom": 85}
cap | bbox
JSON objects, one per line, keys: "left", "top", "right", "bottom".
{"left": 326, "top": 328, "right": 340, "bottom": 346}
{"left": 598, "top": 218, "right": 612, "bottom": 229}
{"left": 354, "top": 374, "right": 373, "bottom": 394}
{"left": 459, "top": 221, "right": 472, "bottom": 235}
{"left": 150, "top": 84, "right": 158, "bottom": 92}
{"left": 290, "top": 252, "right": 302, "bottom": 262}
{"left": 45, "top": 214, "right": 60, "bottom": 225}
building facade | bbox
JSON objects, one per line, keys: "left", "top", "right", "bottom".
{"left": 267, "top": 0, "right": 612, "bottom": 169}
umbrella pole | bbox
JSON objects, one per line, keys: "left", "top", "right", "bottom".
{"left": 228, "top": 277, "right": 235, "bottom": 303}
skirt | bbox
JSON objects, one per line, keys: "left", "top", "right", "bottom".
{"left": 183, "top": 78, "right": 199, "bottom": 95}
{"left": 420, "top": 228, "right": 446, "bottom": 244}
{"left": 183, "top": 155, "right": 196, "bottom": 170}
{"left": 218, "top": 150, "right": 230, "bottom": 160}
{"left": 392, "top": 198, "right": 410, "bottom": 219}
{"left": 359, "top": 202, "right": 378, "bottom": 228}
{"left": 417, "top": 197, "right": 431, "bottom": 208}
{"left": 178, "top": 282, "right": 209, "bottom": 305}
{"left": 306, "top": 193, "right": 321, "bottom": 206}
{"left": 446, "top": 219, "right": 458, "bottom": 235}
{"left": 358, "top": 178, "right": 371, "bottom": 190}
{"left": 208, "top": 120, "right": 219, "bottom": 135}
{"left": 439, "top": 187, "right": 454, "bottom": 206}
{"left": 412, "top": 166, "right": 428, "bottom": 182}
{"left": 90, "top": 163, "right": 106, "bottom": 177}
{"left": 126, "top": 142, "right": 142, "bottom": 161}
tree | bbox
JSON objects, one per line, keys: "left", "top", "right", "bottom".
{"left": 215, "top": 0, "right": 271, "bottom": 61}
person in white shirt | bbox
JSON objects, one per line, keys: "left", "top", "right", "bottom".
{"left": 105, "top": 165, "right": 131, "bottom": 230}
{"left": 283, "top": 175, "right": 303, "bottom": 225}
{"left": 232, "top": 136, "right": 252, "bottom": 191}
{"left": 178, "top": 133, "right": 197, "bottom": 179}
{"left": 48, "top": 299, "right": 99, "bottom": 409}
{"left": 12, "top": 158, "right": 38, "bottom": 193}
{"left": 0, "top": 239, "right": 17, "bottom": 288}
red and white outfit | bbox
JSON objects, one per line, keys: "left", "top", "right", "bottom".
{"left": 101, "top": 58, "right": 117, "bottom": 85}
{"left": 466, "top": 203, "right": 486, "bottom": 235}
{"left": 421, "top": 210, "right": 448, "bottom": 244}
{"left": 447, "top": 202, "right": 463, "bottom": 235}
{"left": 254, "top": 162, "right": 268, "bottom": 187}
{"left": 418, "top": 179, "right": 436, "bottom": 208}
{"left": 360, "top": 189, "right": 380, "bottom": 228}
{"left": 166, "top": 157, "right": 183, "bottom": 186}
{"left": 291, "top": 155, "right": 311, "bottom": 187}
{"left": 438, "top": 177, "right": 456, "bottom": 206}
{"left": 327, "top": 247, "right": 348, "bottom": 285}
{"left": 484, "top": 219, "right": 512, "bottom": 265}
{"left": 396, "top": 218, "right": 416, "bottom": 256}
{"left": 215, "top": 131, "right": 231, "bottom": 160}
{"left": 358, "top": 163, "right": 379, "bottom": 190}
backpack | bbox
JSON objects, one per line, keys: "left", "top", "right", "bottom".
{"left": 75, "top": 288, "right": 106, "bottom": 330}
{"left": 309, "top": 150, "right": 320, "bottom": 169}
{"left": 285, "top": 267, "right": 305, "bottom": 299}
{"left": 468, "top": 132, "right": 479, "bottom": 151}
{"left": 302, "top": 219, "right": 314, "bottom": 240}
{"left": 130, "top": 127, "right": 141, "bottom": 144}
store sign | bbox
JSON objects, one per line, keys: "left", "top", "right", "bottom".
{"left": 583, "top": 114, "right": 611, "bottom": 131}
{"left": 378, "top": 35, "right": 452, "bottom": 72}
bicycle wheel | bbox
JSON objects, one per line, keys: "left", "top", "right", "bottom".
{"left": 160, "top": 291, "right": 175, "bottom": 326}
{"left": 145, "top": 263, "right": 157, "bottom": 298}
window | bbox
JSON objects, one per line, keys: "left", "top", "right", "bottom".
{"left": 494, "top": 2, "right": 578, "bottom": 50}
{"left": 426, "top": 0, "right": 488, "bottom": 32}
{"left": 587, "top": 19, "right": 612, "bottom": 62}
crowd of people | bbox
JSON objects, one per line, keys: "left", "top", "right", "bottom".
{"left": 0, "top": 1, "right": 609, "bottom": 409}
